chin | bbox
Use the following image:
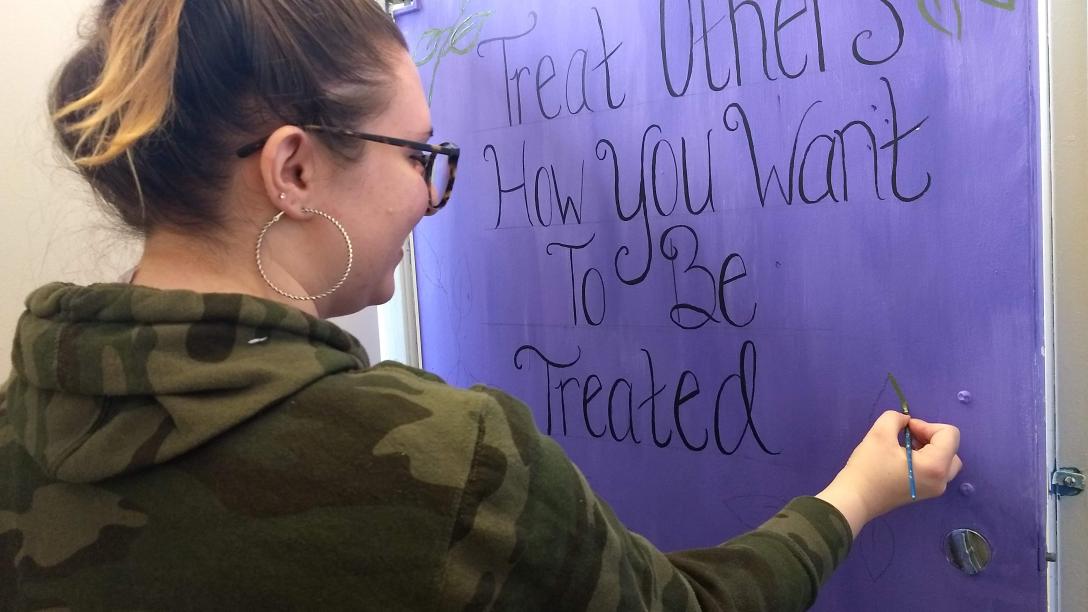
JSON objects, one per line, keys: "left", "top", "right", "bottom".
{"left": 372, "top": 280, "right": 396, "bottom": 306}
{"left": 322, "top": 288, "right": 373, "bottom": 319}
{"left": 323, "top": 276, "right": 395, "bottom": 318}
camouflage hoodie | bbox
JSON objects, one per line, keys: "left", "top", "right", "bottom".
{"left": 0, "top": 282, "right": 851, "bottom": 611}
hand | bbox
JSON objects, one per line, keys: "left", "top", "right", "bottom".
{"left": 815, "top": 411, "right": 963, "bottom": 538}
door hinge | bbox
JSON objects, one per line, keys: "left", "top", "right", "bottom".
{"left": 384, "top": 0, "right": 420, "bottom": 17}
{"left": 1051, "top": 467, "right": 1085, "bottom": 497}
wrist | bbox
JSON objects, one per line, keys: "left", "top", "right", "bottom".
{"left": 814, "top": 476, "right": 872, "bottom": 539}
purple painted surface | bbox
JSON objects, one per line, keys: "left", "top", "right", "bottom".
{"left": 399, "top": 1, "right": 1044, "bottom": 610}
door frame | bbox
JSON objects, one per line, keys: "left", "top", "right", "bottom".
{"left": 1044, "top": 1, "right": 1088, "bottom": 610}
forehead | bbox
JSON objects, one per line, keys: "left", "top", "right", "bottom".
{"left": 369, "top": 49, "right": 431, "bottom": 135}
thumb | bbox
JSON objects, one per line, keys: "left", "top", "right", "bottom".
{"left": 872, "top": 410, "right": 909, "bottom": 436}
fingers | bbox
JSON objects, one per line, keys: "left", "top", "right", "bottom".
{"left": 877, "top": 414, "right": 960, "bottom": 462}
{"left": 873, "top": 410, "right": 910, "bottom": 435}
{"left": 919, "top": 424, "right": 961, "bottom": 466}
{"left": 914, "top": 451, "right": 962, "bottom": 501}
{"left": 910, "top": 421, "right": 963, "bottom": 498}
{"left": 907, "top": 418, "right": 955, "bottom": 444}
{"left": 949, "top": 455, "right": 964, "bottom": 481}
{"left": 887, "top": 414, "right": 963, "bottom": 490}
{"left": 906, "top": 418, "right": 933, "bottom": 445}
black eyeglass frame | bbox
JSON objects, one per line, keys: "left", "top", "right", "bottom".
{"left": 236, "top": 125, "right": 460, "bottom": 213}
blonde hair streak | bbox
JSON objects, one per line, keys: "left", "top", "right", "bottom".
{"left": 54, "top": 0, "right": 185, "bottom": 167}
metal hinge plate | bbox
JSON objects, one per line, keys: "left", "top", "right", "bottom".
{"left": 384, "top": 0, "right": 421, "bottom": 17}
{"left": 1052, "top": 467, "right": 1085, "bottom": 497}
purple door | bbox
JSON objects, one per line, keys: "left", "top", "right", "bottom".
{"left": 399, "top": 1, "right": 1045, "bottom": 609}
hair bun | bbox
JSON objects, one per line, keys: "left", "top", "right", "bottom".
{"left": 53, "top": 0, "right": 186, "bottom": 168}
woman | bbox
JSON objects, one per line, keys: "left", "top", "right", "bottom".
{"left": 0, "top": 1, "right": 962, "bottom": 610}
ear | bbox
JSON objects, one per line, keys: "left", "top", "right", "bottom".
{"left": 259, "top": 125, "right": 317, "bottom": 221}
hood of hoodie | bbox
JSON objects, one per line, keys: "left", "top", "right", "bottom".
{"left": 1, "top": 282, "right": 368, "bottom": 484}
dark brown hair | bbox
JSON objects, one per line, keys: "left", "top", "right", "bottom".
{"left": 51, "top": 0, "right": 408, "bottom": 234}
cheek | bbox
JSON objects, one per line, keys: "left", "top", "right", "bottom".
{"left": 393, "top": 203, "right": 425, "bottom": 258}
{"left": 381, "top": 182, "right": 426, "bottom": 226}
{"left": 370, "top": 159, "right": 429, "bottom": 211}
{"left": 373, "top": 186, "right": 426, "bottom": 259}
{"left": 353, "top": 161, "right": 429, "bottom": 248}
{"left": 400, "top": 175, "right": 431, "bottom": 225}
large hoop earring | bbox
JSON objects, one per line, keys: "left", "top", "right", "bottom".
{"left": 255, "top": 208, "right": 353, "bottom": 301}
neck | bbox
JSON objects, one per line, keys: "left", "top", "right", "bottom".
{"left": 132, "top": 230, "right": 321, "bottom": 318}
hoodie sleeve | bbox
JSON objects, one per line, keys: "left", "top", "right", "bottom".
{"left": 438, "top": 386, "right": 853, "bottom": 612}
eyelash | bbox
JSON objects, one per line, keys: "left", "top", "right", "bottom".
{"left": 410, "top": 153, "right": 428, "bottom": 167}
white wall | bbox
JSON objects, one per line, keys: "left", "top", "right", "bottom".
{"left": 0, "top": 0, "right": 386, "bottom": 379}
{"left": 0, "top": 0, "right": 136, "bottom": 381}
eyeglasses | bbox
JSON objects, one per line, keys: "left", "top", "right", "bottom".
{"left": 236, "top": 125, "right": 460, "bottom": 213}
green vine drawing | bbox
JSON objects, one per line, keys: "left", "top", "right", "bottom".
{"left": 917, "top": 0, "right": 1016, "bottom": 40}
{"left": 413, "top": 0, "right": 495, "bottom": 104}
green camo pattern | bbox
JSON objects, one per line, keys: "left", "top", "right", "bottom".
{"left": 0, "top": 282, "right": 851, "bottom": 611}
